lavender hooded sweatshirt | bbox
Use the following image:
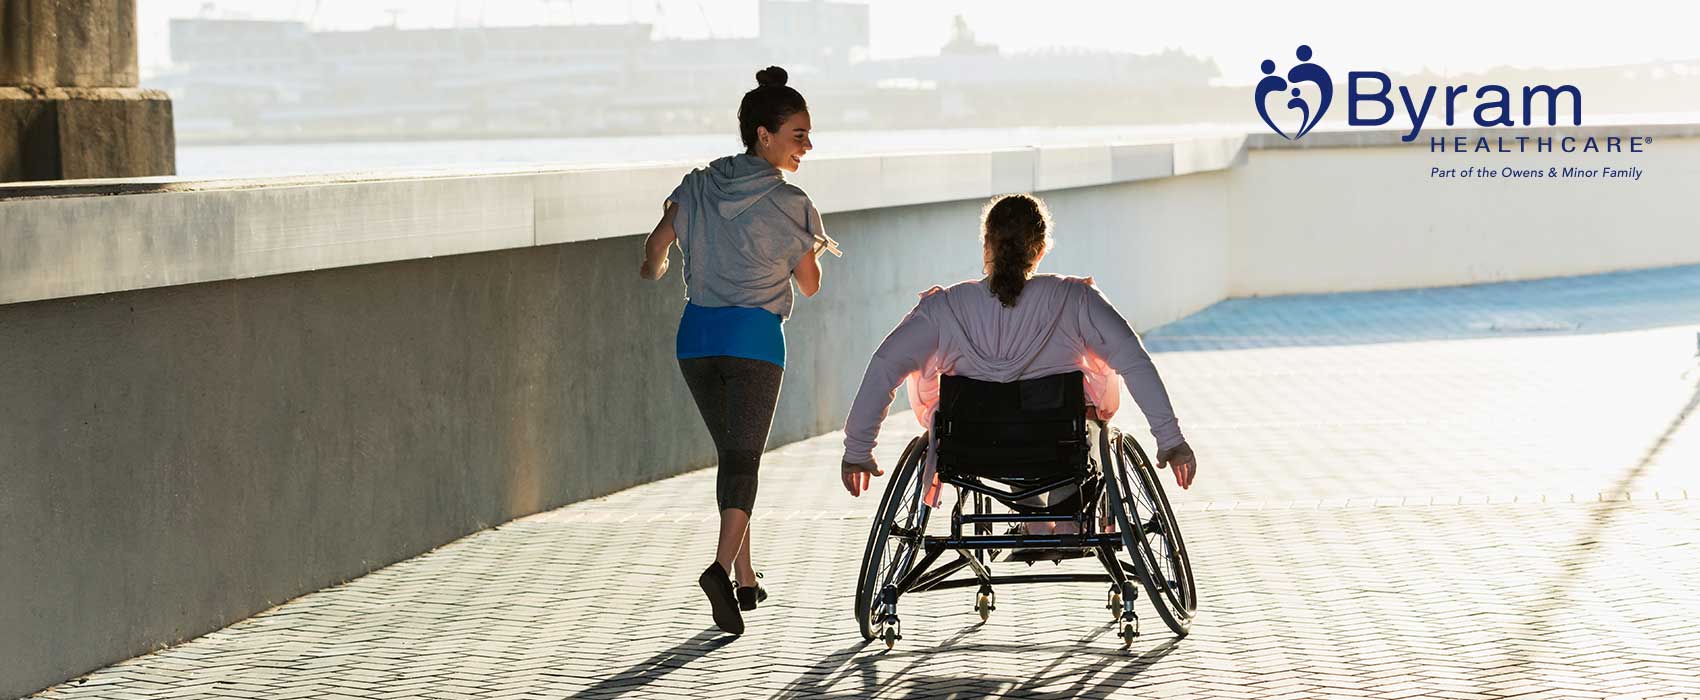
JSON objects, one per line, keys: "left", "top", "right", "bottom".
{"left": 842, "top": 274, "right": 1185, "bottom": 464}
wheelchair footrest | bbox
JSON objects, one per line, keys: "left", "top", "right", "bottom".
{"left": 1003, "top": 546, "right": 1094, "bottom": 563}
{"left": 917, "top": 572, "right": 1118, "bottom": 591}
{"left": 930, "top": 534, "right": 1122, "bottom": 550}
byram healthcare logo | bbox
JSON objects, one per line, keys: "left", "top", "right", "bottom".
{"left": 1253, "top": 45, "right": 1600, "bottom": 144}
{"left": 1255, "top": 45, "right": 1332, "bottom": 140}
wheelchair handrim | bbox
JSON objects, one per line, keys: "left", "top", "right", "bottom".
{"left": 1106, "top": 431, "right": 1196, "bottom": 635}
{"left": 854, "top": 433, "right": 930, "bottom": 641}
{"left": 1120, "top": 436, "right": 1197, "bottom": 613}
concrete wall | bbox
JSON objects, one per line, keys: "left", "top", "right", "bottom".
{"left": 1229, "top": 132, "right": 1700, "bottom": 296}
{"left": 0, "top": 166, "right": 1231, "bottom": 699}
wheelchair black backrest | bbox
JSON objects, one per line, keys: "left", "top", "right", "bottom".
{"left": 934, "top": 371, "right": 1090, "bottom": 478}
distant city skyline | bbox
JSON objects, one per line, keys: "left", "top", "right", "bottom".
{"left": 140, "top": 0, "right": 1700, "bottom": 85}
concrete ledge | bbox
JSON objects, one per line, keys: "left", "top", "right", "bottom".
{"left": 0, "top": 138, "right": 1230, "bottom": 307}
{"left": 1174, "top": 134, "right": 1248, "bottom": 175}
{"left": 3, "top": 120, "right": 1698, "bottom": 307}
{"left": 0, "top": 175, "right": 533, "bottom": 305}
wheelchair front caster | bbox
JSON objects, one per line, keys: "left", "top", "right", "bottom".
{"left": 1119, "top": 608, "right": 1141, "bottom": 649}
{"left": 975, "top": 585, "right": 997, "bottom": 622}
{"left": 1106, "top": 586, "right": 1122, "bottom": 622}
{"left": 1119, "top": 620, "right": 1139, "bottom": 648}
{"left": 879, "top": 615, "right": 903, "bottom": 650}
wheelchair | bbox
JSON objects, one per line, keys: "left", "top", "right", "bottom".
{"left": 854, "top": 371, "right": 1196, "bottom": 649}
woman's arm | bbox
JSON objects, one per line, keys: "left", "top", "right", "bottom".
{"left": 843, "top": 302, "right": 938, "bottom": 466}
{"left": 638, "top": 202, "right": 678, "bottom": 280}
{"left": 1077, "top": 283, "right": 1196, "bottom": 487}
{"left": 793, "top": 246, "right": 822, "bottom": 297}
{"left": 1077, "top": 284, "right": 1181, "bottom": 445}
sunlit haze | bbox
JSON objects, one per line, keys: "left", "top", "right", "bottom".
{"left": 141, "top": 0, "right": 1700, "bottom": 84}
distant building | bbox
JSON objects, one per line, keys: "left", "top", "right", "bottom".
{"left": 155, "top": 0, "right": 1220, "bottom": 142}
{"left": 760, "top": 0, "right": 870, "bottom": 66}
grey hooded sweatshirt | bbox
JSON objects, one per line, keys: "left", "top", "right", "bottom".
{"left": 666, "top": 153, "right": 825, "bottom": 320}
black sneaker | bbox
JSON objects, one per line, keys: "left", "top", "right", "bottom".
{"left": 737, "top": 584, "right": 768, "bottom": 611}
{"left": 698, "top": 562, "right": 745, "bottom": 635}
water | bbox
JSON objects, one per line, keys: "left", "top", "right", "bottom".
{"left": 176, "top": 111, "right": 1700, "bottom": 180}
{"left": 175, "top": 124, "right": 1251, "bottom": 180}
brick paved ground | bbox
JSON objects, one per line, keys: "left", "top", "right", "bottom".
{"left": 33, "top": 265, "right": 1700, "bottom": 700}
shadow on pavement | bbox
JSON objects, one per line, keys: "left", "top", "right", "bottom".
{"left": 772, "top": 622, "right": 1181, "bottom": 699}
{"left": 1551, "top": 371, "right": 1698, "bottom": 587}
{"left": 1496, "top": 370, "right": 1700, "bottom": 676}
{"left": 564, "top": 627, "right": 734, "bottom": 699}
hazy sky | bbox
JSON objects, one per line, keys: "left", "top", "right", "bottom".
{"left": 139, "top": 0, "right": 1700, "bottom": 85}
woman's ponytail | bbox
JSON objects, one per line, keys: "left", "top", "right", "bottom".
{"left": 981, "top": 194, "right": 1053, "bottom": 307}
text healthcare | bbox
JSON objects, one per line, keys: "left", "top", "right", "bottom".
{"left": 1429, "top": 134, "right": 1649, "bottom": 154}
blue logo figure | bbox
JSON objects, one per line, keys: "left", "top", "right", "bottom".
{"left": 1255, "top": 45, "right": 1333, "bottom": 139}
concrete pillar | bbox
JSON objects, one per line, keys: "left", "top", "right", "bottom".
{"left": 0, "top": 0, "right": 174, "bottom": 181}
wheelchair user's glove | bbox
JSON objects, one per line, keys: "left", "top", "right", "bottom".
{"left": 841, "top": 458, "right": 884, "bottom": 497}
{"left": 1156, "top": 442, "right": 1197, "bottom": 490}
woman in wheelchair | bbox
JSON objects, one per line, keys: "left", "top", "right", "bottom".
{"left": 841, "top": 193, "right": 1196, "bottom": 494}
{"left": 839, "top": 193, "right": 1200, "bottom": 646}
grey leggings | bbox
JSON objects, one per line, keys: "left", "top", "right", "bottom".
{"left": 679, "top": 356, "right": 784, "bottom": 513}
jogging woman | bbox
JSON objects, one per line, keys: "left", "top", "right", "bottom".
{"left": 639, "top": 66, "right": 837, "bottom": 636}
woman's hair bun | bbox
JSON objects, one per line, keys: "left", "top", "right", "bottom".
{"left": 739, "top": 66, "right": 806, "bottom": 150}
{"left": 755, "top": 66, "right": 789, "bottom": 87}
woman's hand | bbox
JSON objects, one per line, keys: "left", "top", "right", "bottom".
{"left": 639, "top": 257, "right": 666, "bottom": 280}
{"left": 1156, "top": 442, "right": 1197, "bottom": 490}
{"left": 841, "top": 458, "right": 883, "bottom": 496}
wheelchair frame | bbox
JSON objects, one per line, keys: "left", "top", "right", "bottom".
{"left": 854, "top": 425, "right": 1196, "bottom": 649}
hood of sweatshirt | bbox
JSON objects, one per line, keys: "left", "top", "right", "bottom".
{"left": 929, "top": 275, "right": 1081, "bottom": 382}
{"left": 697, "top": 153, "right": 786, "bottom": 220}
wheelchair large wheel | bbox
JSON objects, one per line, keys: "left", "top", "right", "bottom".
{"left": 854, "top": 434, "right": 932, "bottom": 643}
{"left": 1104, "top": 430, "right": 1197, "bottom": 637}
